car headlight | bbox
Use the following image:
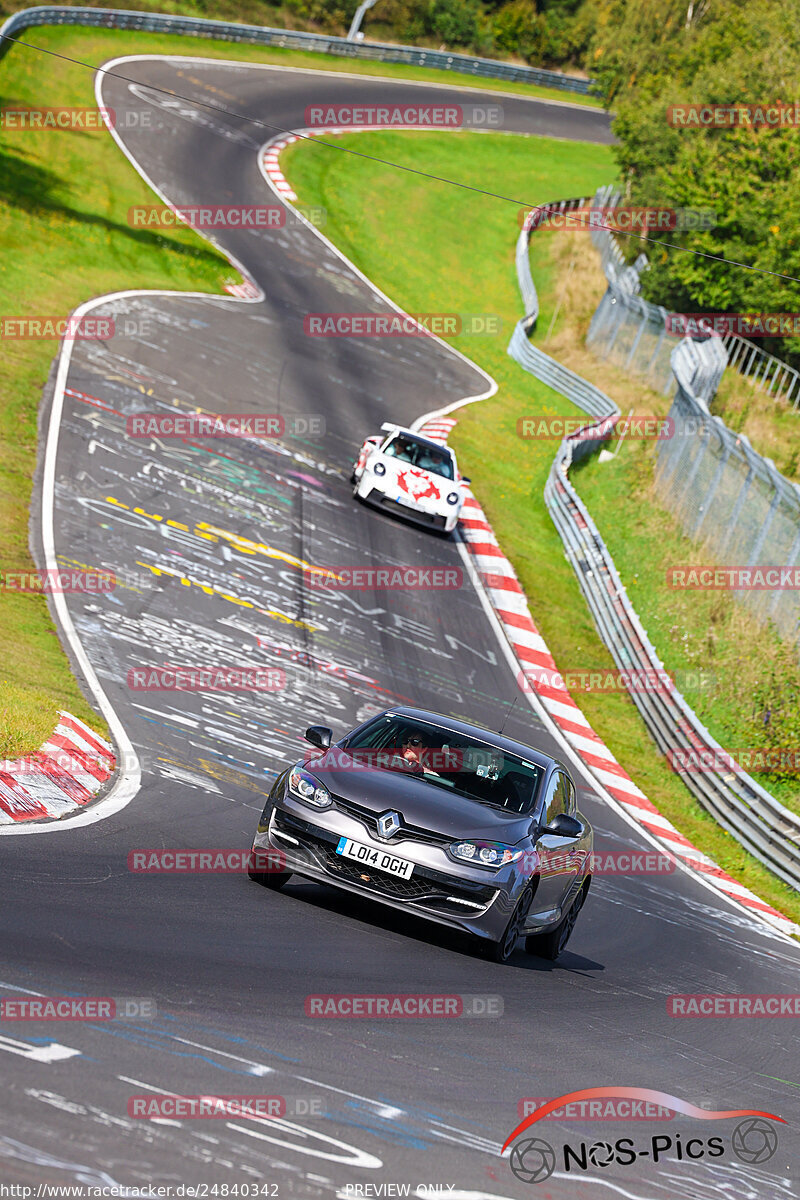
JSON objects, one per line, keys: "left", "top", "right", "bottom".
{"left": 373, "top": 462, "right": 386, "bottom": 476}
{"left": 448, "top": 840, "right": 524, "bottom": 868}
{"left": 446, "top": 491, "right": 460, "bottom": 505}
{"left": 288, "top": 765, "right": 331, "bottom": 809}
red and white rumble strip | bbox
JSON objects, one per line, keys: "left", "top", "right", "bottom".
{"left": 262, "top": 135, "right": 300, "bottom": 201}
{"left": 416, "top": 416, "right": 797, "bottom": 939}
{"left": 0, "top": 712, "right": 115, "bottom": 824}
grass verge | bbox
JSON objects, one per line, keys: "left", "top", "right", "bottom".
{"left": 282, "top": 128, "right": 800, "bottom": 926}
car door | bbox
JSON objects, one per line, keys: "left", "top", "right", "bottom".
{"left": 528, "top": 769, "right": 583, "bottom": 923}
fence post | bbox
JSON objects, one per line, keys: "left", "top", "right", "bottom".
{"left": 625, "top": 307, "right": 649, "bottom": 367}
{"left": 769, "top": 528, "right": 800, "bottom": 619}
{"left": 718, "top": 464, "right": 756, "bottom": 556}
{"left": 691, "top": 436, "right": 731, "bottom": 538}
{"left": 747, "top": 487, "right": 781, "bottom": 564}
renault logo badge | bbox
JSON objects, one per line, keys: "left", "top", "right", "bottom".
{"left": 377, "top": 810, "right": 402, "bottom": 839}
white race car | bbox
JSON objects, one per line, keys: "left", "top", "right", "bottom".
{"left": 351, "top": 423, "right": 470, "bottom": 534}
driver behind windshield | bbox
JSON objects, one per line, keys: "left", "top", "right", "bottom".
{"left": 384, "top": 436, "right": 415, "bottom": 463}
{"left": 399, "top": 730, "right": 426, "bottom": 774}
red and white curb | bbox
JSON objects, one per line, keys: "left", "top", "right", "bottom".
{"left": 262, "top": 135, "right": 300, "bottom": 201}
{"left": 224, "top": 279, "right": 261, "bottom": 300}
{"left": 0, "top": 712, "right": 115, "bottom": 824}
{"left": 417, "top": 416, "right": 798, "bottom": 939}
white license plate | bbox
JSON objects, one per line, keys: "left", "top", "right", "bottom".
{"left": 336, "top": 837, "right": 414, "bottom": 879}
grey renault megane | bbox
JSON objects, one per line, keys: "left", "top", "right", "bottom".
{"left": 249, "top": 706, "right": 593, "bottom": 963}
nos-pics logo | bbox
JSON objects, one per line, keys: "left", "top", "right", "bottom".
{"left": 504, "top": 1088, "right": 782, "bottom": 1184}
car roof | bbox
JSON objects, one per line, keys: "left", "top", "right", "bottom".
{"left": 375, "top": 705, "right": 562, "bottom": 772}
{"left": 382, "top": 428, "right": 455, "bottom": 456}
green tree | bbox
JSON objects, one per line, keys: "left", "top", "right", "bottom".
{"left": 591, "top": 0, "right": 800, "bottom": 366}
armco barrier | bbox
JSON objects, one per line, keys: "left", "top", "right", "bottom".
{"left": 510, "top": 199, "right": 800, "bottom": 891}
{"left": 0, "top": 5, "right": 591, "bottom": 93}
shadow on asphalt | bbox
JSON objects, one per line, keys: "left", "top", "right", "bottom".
{"left": 258, "top": 876, "right": 605, "bottom": 973}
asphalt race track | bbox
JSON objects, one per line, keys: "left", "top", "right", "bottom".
{"left": 1, "top": 55, "right": 798, "bottom": 1198}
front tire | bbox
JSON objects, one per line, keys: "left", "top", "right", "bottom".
{"left": 526, "top": 882, "right": 588, "bottom": 961}
{"left": 485, "top": 888, "right": 534, "bottom": 964}
{"left": 248, "top": 846, "right": 292, "bottom": 890}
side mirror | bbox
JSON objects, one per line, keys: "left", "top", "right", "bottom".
{"left": 460, "top": 476, "right": 471, "bottom": 485}
{"left": 540, "top": 812, "right": 582, "bottom": 839}
{"left": 305, "top": 725, "right": 332, "bottom": 750}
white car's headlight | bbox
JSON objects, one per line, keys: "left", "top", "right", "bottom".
{"left": 446, "top": 491, "right": 460, "bottom": 505}
{"left": 288, "top": 766, "right": 332, "bottom": 809}
{"left": 448, "top": 841, "right": 524, "bottom": 868}
{"left": 373, "top": 462, "right": 386, "bottom": 476}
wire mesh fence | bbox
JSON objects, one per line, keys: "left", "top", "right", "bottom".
{"left": 656, "top": 355, "right": 800, "bottom": 649}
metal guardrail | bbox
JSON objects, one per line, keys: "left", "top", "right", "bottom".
{"left": 509, "top": 200, "right": 800, "bottom": 891}
{"left": 589, "top": 184, "right": 800, "bottom": 405}
{"left": 0, "top": 4, "right": 592, "bottom": 93}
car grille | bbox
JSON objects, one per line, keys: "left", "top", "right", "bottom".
{"left": 332, "top": 795, "right": 452, "bottom": 847}
{"left": 274, "top": 810, "right": 496, "bottom": 911}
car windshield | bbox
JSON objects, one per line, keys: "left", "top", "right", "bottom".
{"left": 382, "top": 435, "right": 455, "bottom": 480}
{"left": 342, "top": 715, "right": 543, "bottom": 815}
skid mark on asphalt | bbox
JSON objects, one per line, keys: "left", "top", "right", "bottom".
{"left": 57, "top": 301, "right": 534, "bottom": 806}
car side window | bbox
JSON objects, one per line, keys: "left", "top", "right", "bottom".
{"left": 544, "top": 771, "right": 569, "bottom": 823}
{"left": 565, "top": 777, "right": 576, "bottom": 815}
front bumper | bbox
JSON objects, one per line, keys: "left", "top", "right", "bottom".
{"left": 357, "top": 478, "right": 460, "bottom": 533}
{"left": 253, "top": 800, "right": 524, "bottom": 941}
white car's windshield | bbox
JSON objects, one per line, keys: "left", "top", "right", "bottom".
{"left": 383, "top": 435, "right": 455, "bottom": 480}
{"left": 342, "top": 716, "right": 543, "bottom": 815}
